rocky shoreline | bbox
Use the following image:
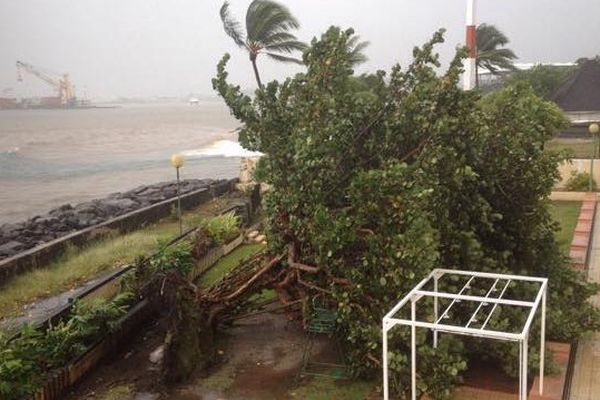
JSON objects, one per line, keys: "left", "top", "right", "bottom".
{"left": 0, "top": 179, "right": 224, "bottom": 260}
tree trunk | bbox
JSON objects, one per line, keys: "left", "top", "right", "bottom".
{"left": 251, "top": 55, "right": 262, "bottom": 88}
{"left": 162, "top": 284, "right": 216, "bottom": 384}
{"left": 475, "top": 63, "right": 480, "bottom": 88}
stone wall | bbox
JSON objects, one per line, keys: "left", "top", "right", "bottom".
{"left": 0, "top": 179, "right": 223, "bottom": 260}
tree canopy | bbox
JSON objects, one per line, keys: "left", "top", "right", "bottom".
{"left": 505, "top": 64, "right": 577, "bottom": 100}
{"left": 213, "top": 26, "right": 600, "bottom": 398}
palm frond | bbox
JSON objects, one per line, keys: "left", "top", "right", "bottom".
{"left": 265, "top": 52, "right": 304, "bottom": 64}
{"left": 348, "top": 36, "right": 370, "bottom": 66}
{"left": 246, "top": 0, "right": 300, "bottom": 43}
{"left": 265, "top": 39, "right": 307, "bottom": 54}
{"left": 475, "top": 24, "right": 517, "bottom": 75}
{"left": 477, "top": 24, "right": 510, "bottom": 52}
{"left": 262, "top": 31, "right": 296, "bottom": 44}
{"left": 220, "top": 1, "right": 246, "bottom": 47}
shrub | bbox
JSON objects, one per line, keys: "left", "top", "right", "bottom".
{"left": 565, "top": 171, "right": 596, "bottom": 191}
{"left": 0, "top": 294, "right": 131, "bottom": 399}
{"left": 150, "top": 241, "right": 194, "bottom": 277}
{"left": 214, "top": 25, "right": 599, "bottom": 398}
{"left": 0, "top": 325, "right": 44, "bottom": 399}
{"left": 200, "top": 212, "right": 241, "bottom": 245}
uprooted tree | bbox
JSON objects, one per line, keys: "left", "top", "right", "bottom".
{"left": 129, "top": 228, "right": 286, "bottom": 385}
{"left": 212, "top": 27, "right": 600, "bottom": 398}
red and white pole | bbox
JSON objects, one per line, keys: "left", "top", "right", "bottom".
{"left": 463, "top": 0, "right": 477, "bottom": 90}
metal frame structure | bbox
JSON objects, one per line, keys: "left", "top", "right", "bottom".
{"left": 382, "top": 268, "right": 547, "bottom": 400}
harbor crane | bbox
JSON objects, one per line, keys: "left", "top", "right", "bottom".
{"left": 16, "top": 61, "right": 76, "bottom": 106}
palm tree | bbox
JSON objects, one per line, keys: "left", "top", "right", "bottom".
{"left": 347, "top": 34, "right": 370, "bottom": 66}
{"left": 476, "top": 24, "right": 517, "bottom": 87}
{"left": 219, "top": 0, "right": 307, "bottom": 87}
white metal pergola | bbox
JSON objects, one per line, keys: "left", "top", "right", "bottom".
{"left": 382, "top": 268, "right": 547, "bottom": 400}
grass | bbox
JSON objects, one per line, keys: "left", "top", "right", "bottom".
{"left": 550, "top": 201, "right": 581, "bottom": 253}
{"left": 0, "top": 224, "right": 178, "bottom": 318}
{"left": 199, "top": 243, "right": 265, "bottom": 287}
{"left": 97, "top": 385, "right": 132, "bottom": 400}
{"left": 290, "top": 378, "right": 375, "bottom": 400}
{"left": 0, "top": 197, "right": 233, "bottom": 320}
{"left": 546, "top": 138, "right": 595, "bottom": 159}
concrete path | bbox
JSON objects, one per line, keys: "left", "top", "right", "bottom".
{"left": 550, "top": 191, "right": 598, "bottom": 202}
{"left": 569, "top": 203, "right": 600, "bottom": 400}
{"left": 0, "top": 268, "right": 123, "bottom": 332}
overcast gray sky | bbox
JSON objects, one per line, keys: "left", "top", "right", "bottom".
{"left": 1, "top": 0, "right": 599, "bottom": 99}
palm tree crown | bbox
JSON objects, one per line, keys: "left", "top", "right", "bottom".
{"left": 347, "top": 34, "right": 370, "bottom": 66}
{"left": 476, "top": 23, "right": 517, "bottom": 79}
{"left": 220, "top": 0, "right": 307, "bottom": 87}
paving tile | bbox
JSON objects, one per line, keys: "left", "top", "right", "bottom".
{"left": 575, "top": 220, "right": 593, "bottom": 234}
{"left": 571, "top": 233, "right": 591, "bottom": 248}
{"left": 570, "top": 199, "right": 600, "bottom": 400}
{"left": 570, "top": 248, "right": 587, "bottom": 264}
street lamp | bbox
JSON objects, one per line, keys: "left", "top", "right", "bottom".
{"left": 590, "top": 123, "right": 600, "bottom": 192}
{"left": 170, "top": 153, "right": 185, "bottom": 234}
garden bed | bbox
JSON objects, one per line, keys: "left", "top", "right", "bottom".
{"left": 0, "top": 196, "right": 259, "bottom": 399}
{"left": 34, "top": 300, "right": 153, "bottom": 400}
{"left": 0, "top": 193, "right": 244, "bottom": 321}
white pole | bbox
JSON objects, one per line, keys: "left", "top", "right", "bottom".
{"left": 411, "top": 299, "right": 417, "bottom": 400}
{"left": 523, "top": 336, "right": 529, "bottom": 400}
{"left": 433, "top": 277, "right": 439, "bottom": 348}
{"left": 463, "top": 0, "right": 477, "bottom": 90}
{"left": 539, "top": 287, "right": 546, "bottom": 395}
{"left": 519, "top": 341, "right": 523, "bottom": 400}
{"left": 383, "top": 320, "right": 389, "bottom": 400}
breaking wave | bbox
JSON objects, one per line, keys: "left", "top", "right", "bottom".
{"left": 0, "top": 147, "right": 20, "bottom": 156}
{"left": 182, "top": 140, "right": 262, "bottom": 158}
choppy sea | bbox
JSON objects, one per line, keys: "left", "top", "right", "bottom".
{"left": 0, "top": 101, "right": 259, "bottom": 223}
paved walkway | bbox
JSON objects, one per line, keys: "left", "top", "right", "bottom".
{"left": 570, "top": 203, "right": 600, "bottom": 400}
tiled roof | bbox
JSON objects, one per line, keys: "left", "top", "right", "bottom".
{"left": 552, "top": 61, "right": 600, "bottom": 112}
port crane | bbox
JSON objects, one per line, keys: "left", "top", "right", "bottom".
{"left": 16, "top": 61, "right": 76, "bottom": 106}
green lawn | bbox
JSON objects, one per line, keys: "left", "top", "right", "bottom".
{"left": 291, "top": 378, "right": 375, "bottom": 400}
{"left": 550, "top": 201, "right": 581, "bottom": 253}
{"left": 0, "top": 198, "right": 231, "bottom": 320}
{"left": 546, "top": 138, "right": 595, "bottom": 159}
{"left": 199, "top": 243, "right": 265, "bottom": 287}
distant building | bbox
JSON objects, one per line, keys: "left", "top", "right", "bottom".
{"left": 552, "top": 60, "right": 600, "bottom": 125}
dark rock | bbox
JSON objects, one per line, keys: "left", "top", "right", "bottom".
{"left": 49, "top": 204, "right": 73, "bottom": 215}
{"left": 104, "top": 198, "right": 138, "bottom": 211}
{"left": 0, "top": 178, "right": 235, "bottom": 261}
{"left": 0, "top": 241, "right": 25, "bottom": 256}
{"left": 134, "top": 186, "right": 149, "bottom": 194}
{"left": 36, "top": 216, "right": 59, "bottom": 227}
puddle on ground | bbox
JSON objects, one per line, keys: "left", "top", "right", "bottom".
{"left": 133, "top": 393, "right": 160, "bottom": 400}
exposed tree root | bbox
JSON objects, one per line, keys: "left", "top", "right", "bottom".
{"left": 144, "top": 250, "right": 285, "bottom": 384}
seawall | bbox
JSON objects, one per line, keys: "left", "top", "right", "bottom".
{"left": 0, "top": 178, "right": 237, "bottom": 285}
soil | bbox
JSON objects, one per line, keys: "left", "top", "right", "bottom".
{"left": 64, "top": 308, "right": 337, "bottom": 400}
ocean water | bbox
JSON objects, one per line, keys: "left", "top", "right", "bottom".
{"left": 0, "top": 101, "right": 256, "bottom": 224}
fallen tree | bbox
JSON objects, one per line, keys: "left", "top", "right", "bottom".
{"left": 138, "top": 246, "right": 283, "bottom": 384}
{"left": 210, "top": 26, "right": 600, "bottom": 399}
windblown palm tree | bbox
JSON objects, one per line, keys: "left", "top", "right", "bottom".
{"left": 476, "top": 24, "right": 517, "bottom": 87}
{"left": 219, "top": 0, "right": 307, "bottom": 87}
{"left": 347, "top": 34, "right": 370, "bottom": 66}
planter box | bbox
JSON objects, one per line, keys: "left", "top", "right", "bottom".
{"left": 188, "top": 233, "right": 244, "bottom": 282}
{"left": 33, "top": 300, "right": 153, "bottom": 400}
